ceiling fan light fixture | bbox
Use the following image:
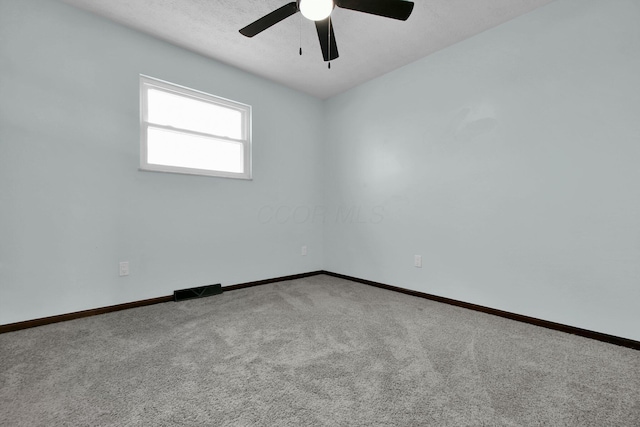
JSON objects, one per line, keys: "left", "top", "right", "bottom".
{"left": 239, "top": 0, "right": 415, "bottom": 63}
{"left": 300, "top": 0, "right": 334, "bottom": 21}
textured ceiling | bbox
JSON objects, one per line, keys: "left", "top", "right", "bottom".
{"left": 61, "top": 0, "right": 555, "bottom": 99}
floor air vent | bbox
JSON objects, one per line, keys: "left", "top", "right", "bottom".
{"left": 174, "top": 284, "right": 222, "bottom": 302}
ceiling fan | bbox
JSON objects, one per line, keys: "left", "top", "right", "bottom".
{"left": 239, "top": 0, "right": 414, "bottom": 65}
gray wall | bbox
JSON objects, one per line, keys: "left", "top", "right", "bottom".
{"left": 0, "top": 0, "right": 324, "bottom": 325}
{"left": 324, "top": 0, "right": 640, "bottom": 341}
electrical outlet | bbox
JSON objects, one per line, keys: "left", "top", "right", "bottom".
{"left": 301, "top": 245, "right": 308, "bottom": 256}
{"left": 119, "top": 261, "right": 130, "bottom": 276}
{"left": 414, "top": 255, "right": 422, "bottom": 268}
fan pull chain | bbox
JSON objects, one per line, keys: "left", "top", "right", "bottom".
{"left": 299, "top": 14, "right": 302, "bottom": 55}
{"left": 328, "top": 16, "right": 331, "bottom": 69}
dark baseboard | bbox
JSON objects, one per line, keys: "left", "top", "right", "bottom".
{"left": 0, "top": 271, "right": 324, "bottom": 334}
{"left": 0, "top": 295, "right": 175, "bottom": 334}
{"left": 321, "top": 271, "right": 640, "bottom": 351}
{"left": 222, "top": 270, "right": 324, "bottom": 292}
{"left": 3, "top": 269, "right": 638, "bottom": 351}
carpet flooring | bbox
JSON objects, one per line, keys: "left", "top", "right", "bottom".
{"left": 1, "top": 274, "right": 639, "bottom": 426}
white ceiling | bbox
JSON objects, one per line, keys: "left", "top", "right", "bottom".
{"left": 61, "top": 0, "right": 555, "bottom": 99}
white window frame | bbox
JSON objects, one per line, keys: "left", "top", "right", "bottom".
{"left": 139, "top": 75, "right": 252, "bottom": 179}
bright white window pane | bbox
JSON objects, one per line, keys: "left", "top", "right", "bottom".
{"left": 147, "top": 127, "right": 244, "bottom": 174}
{"left": 147, "top": 89, "right": 243, "bottom": 140}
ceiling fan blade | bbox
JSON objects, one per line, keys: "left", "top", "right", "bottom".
{"left": 239, "top": 2, "right": 299, "bottom": 37}
{"left": 336, "top": 0, "right": 414, "bottom": 21}
{"left": 315, "top": 18, "right": 339, "bottom": 61}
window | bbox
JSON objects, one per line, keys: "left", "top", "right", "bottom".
{"left": 140, "top": 75, "right": 252, "bottom": 179}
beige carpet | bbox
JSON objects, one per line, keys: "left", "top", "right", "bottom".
{"left": 1, "top": 274, "right": 639, "bottom": 426}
